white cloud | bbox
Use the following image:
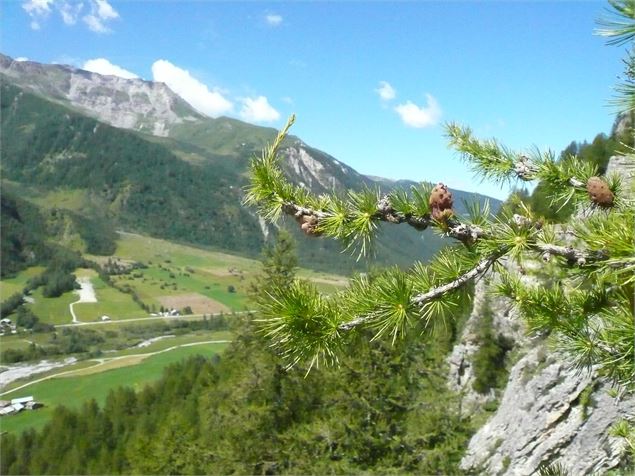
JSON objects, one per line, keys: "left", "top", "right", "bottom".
{"left": 22, "top": 0, "right": 53, "bottom": 16}
{"left": 22, "top": 0, "right": 118, "bottom": 32}
{"left": 394, "top": 94, "right": 442, "bottom": 128}
{"left": 375, "top": 81, "right": 396, "bottom": 101}
{"left": 95, "top": 0, "right": 116, "bottom": 19}
{"left": 240, "top": 96, "right": 280, "bottom": 123}
{"left": 59, "top": 0, "right": 83, "bottom": 25}
{"left": 152, "top": 59, "right": 233, "bottom": 117}
{"left": 22, "top": 0, "right": 54, "bottom": 29}
{"left": 15, "top": 57, "right": 30, "bottom": 62}
{"left": 83, "top": 0, "right": 118, "bottom": 33}
{"left": 83, "top": 58, "right": 138, "bottom": 79}
{"left": 265, "top": 13, "right": 283, "bottom": 27}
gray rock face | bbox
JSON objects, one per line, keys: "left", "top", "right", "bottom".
{"left": 0, "top": 54, "right": 202, "bottom": 136}
{"left": 460, "top": 345, "right": 635, "bottom": 475}
{"left": 447, "top": 276, "right": 525, "bottom": 410}
{"left": 447, "top": 261, "right": 536, "bottom": 411}
{"left": 606, "top": 154, "right": 635, "bottom": 196}
{"left": 611, "top": 111, "right": 634, "bottom": 138}
{"left": 453, "top": 147, "right": 635, "bottom": 474}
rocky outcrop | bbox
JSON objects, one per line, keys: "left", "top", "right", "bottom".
{"left": 447, "top": 275, "right": 526, "bottom": 411}
{"left": 606, "top": 154, "right": 635, "bottom": 196}
{"left": 454, "top": 151, "right": 635, "bottom": 475}
{"left": 611, "top": 111, "right": 634, "bottom": 138}
{"left": 460, "top": 343, "right": 635, "bottom": 475}
{"left": 0, "top": 54, "right": 202, "bottom": 136}
{"left": 452, "top": 274, "right": 635, "bottom": 475}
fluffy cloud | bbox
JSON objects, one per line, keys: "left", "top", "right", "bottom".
{"left": 59, "top": 0, "right": 82, "bottom": 25}
{"left": 83, "top": 0, "right": 119, "bottom": 33}
{"left": 22, "top": 0, "right": 53, "bottom": 15}
{"left": 394, "top": 94, "right": 441, "bottom": 128}
{"left": 22, "top": 0, "right": 119, "bottom": 32}
{"left": 152, "top": 60, "right": 233, "bottom": 117}
{"left": 265, "top": 13, "right": 283, "bottom": 26}
{"left": 240, "top": 96, "right": 280, "bottom": 123}
{"left": 22, "top": 0, "right": 54, "bottom": 29}
{"left": 375, "top": 81, "right": 396, "bottom": 101}
{"left": 15, "top": 57, "right": 30, "bottom": 62}
{"left": 83, "top": 58, "right": 139, "bottom": 79}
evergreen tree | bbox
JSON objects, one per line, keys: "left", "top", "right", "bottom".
{"left": 245, "top": 1, "right": 635, "bottom": 392}
{"left": 249, "top": 229, "right": 298, "bottom": 306}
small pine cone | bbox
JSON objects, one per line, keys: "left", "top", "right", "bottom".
{"left": 429, "top": 183, "right": 454, "bottom": 221}
{"left": 586, "top": 176, "right": 614, "bottom": 208}
{"left": 429, "top": 183, "right": 453, "bottom": 210}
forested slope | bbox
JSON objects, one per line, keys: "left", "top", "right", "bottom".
{"left": 0, "top": 316, "right": 474, "bottom": 475}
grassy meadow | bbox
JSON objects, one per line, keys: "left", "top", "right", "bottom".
{"left": 0, "top": 230, "right": 345, "bottom": 437}
{"left": 0, "top": 337, "right": 230, "bottom": 435}
{"left": 0, "top": 266, "right": 45, "bottom": 300}
{"left": 1, "top": 232, "right": 348, "bottom": 327}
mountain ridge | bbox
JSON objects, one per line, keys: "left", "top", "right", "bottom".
{"left": 0, "top": 53, "right": 501, "bottom": 274}
{"left": 0, "top": 53, "right": 203, "bottom": 137}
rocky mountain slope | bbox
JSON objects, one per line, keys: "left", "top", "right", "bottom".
{"left": 0, "top": 54, "right": 203, "bottom": 136}
{"left": 448, "top": 150, "right": 635, "bottom": 475}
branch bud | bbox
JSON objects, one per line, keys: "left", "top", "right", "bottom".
{"left": 514, "top": 155, "right": 536, "bottom": 180}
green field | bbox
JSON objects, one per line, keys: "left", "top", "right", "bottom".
{"left": 111, "top": 232, "right": 261, "bottom": 270}
{"left": 26, "top": 288, "right": 77, "bottom": 325}
{"left": 0, "top": 333, "right": 53, "bottom": 352}
{"left": 0, "top": 339, "right": 229, "bottom": 435}
{"left": 111, "top": 331, "right": 232, "bottom": 357}
{"left": 102, "top": 232, "right": 347, "bottom": 312}
{"left": 112, "top": 264, "right": 248, "bottom": 310}
{"left": 0, "top": 267, "right": 45, "bottom": 302}
{"left": 0, "top": 232, "right": 347, "bottom": 328}
{"left": 74, "top": 271, "right": 146, "bottom": 321}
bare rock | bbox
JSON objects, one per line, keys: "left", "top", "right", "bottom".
{"left": 460, "top": 344, "right": 635, "bottom": 475}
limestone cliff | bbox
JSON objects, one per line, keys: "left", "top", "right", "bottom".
{"left": 452, "top": 152, "right": 635, "bottom": 475}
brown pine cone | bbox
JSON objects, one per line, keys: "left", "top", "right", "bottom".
{"left": 429, "top": 183, "right": 454, "bottom": 221}
{"left": 586, "top": 176, "right": 614, "bottom": 208}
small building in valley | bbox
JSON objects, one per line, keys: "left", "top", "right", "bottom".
{"left": 11, "top": 396, "right": 34, "bottom": 406}
{"left": 0, "top": 396, "right": 42, "bottom": 417}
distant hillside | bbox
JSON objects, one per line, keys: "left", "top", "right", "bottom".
{"left": 1, "top": 83, "right": 263, "bottom": 258}
{"left": 0, "top": 54, "right": 501, "bottom": 273}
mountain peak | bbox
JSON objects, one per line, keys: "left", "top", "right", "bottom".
{"left": 0, "top": 53, "right": 203, "bottom": 137}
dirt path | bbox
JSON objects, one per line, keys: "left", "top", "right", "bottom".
{"left": 69, "top": 277, "right": 97, "bottom": 323}
{"left": 0, "top": 340, "right": 231, "bottom": 397}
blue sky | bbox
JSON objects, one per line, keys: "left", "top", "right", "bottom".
{"left": 3, "top": 1, "right": 626, "bottom": 199}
